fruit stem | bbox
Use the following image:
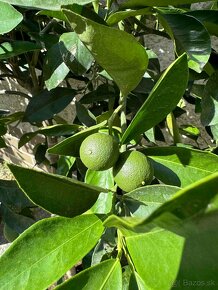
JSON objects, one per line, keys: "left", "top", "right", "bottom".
{"left": 120, "top": 233, "right": 136, "bottom": 272}
{"left": 108, "top": 104, "right": 123, "bottom": 135}
{"left": 117, "top": 230, "right": 123, "bottom": 259}
{"left": 119, "top": 92, "right": 127, "bottom": 152}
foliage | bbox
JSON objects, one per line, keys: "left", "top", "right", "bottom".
{"left": 0, "top": 0, "right": 218, "bottom": 289}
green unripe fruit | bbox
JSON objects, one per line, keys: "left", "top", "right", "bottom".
{"left": 80, "top": 132, "right": 120, "bottom": 171}
{"left": 113, "top": 150, "right": 154, "bottom": 192}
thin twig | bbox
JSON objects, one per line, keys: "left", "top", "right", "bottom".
{"left": 132, "top": 17, "right": 170, "bottom": 39}
{"left": 0, "top": 90, "right": 31, "bottom": 100}
{"left": 40, "top": 19, "right": 57, "bottom": 35}
{"left": 0, "top": 74, "right": 21, "bottom": 80}
{"left": 119, "top": 92, "right": 127, "bottom": 152}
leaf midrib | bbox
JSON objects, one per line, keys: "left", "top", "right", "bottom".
{"left": 2, "top": 219, "right": 101, "bottom": 288}
{"left": 99, "top": 259, "right": 119, "bottom": 290}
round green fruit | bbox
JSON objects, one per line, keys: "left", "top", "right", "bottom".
{"left": 80, "top": 132, "right": 119, "bottom": 171}
{"left": 113, "top": 150, "right": 154, "bottom": 192}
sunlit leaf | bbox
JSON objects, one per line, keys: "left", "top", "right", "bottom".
{"left": 18, "top": 124, "right": 80, "bottom": 148}
{"left": 126, "top": 228, "right": 184, "bottom": 290}
{"left": 55, "top": 259, "right": 122, "bottom": 289}
{"left": 0, "top": 41, "right": 40, "bottom": 59}
{"left": 142, "top": 146, "right": 218, "bottom": 187}
{"left": 44, "top": 43, "right": 69, "bottom": 91}
{"left": 201, "top": 71, "right": 218, "bottom": 126}
{"left": 63, "top": 5, "right": 148, "bottom": 96}
{"left": 159, "top": 11, "right": 211, "bottom": 73}
{"left": 48, "top": 121, "right": 107, "bottom": 157}
{"left": 0, "top": 214, "right": 104, "bottom": 289}
{"left": 140, "top": 172, "right": 218, "bottom": 224}
{"left": 0, "top": 2, "right": 22, "bottom": 34}
{"left": 23, "top": 88, "right": 76, "bottom": 123}
{"left": 121, "top": 54, "right": 188, "bottom": 143}
{"left": 120, "top": 0, "right": 212, "bottom": 8}
{"left": 0, "top": 0, "right": 92, "bottom": 10}
{"left": 8, "top": 164, "right": 106, "bottom": 217}
{"left": 124, "top": 185, "right": 180, "bottom": 218}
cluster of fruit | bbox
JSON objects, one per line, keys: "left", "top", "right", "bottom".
{"left": 80, "top": 133, "right": 154, "bottom": 192}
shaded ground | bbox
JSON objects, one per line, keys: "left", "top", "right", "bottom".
{"left": 0, "top": 161, "right": 13, "bottom": 180}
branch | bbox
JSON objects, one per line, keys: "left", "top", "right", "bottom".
{"left": 132, "top": 17, "right": 170, "bottom": 39}
{"left": 0, "top": 90, "right": 31, "bottom": 100}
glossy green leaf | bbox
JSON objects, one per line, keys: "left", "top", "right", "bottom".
{"left": 0, "top": 0, "right": 92, "bottom": 10}
{"left": 56, "top": 156, "right": 76, "bottom": 176}
{"left": 59, "top": 32, "right": 94, "bottom": 75}
{"left": 85, "top": 168, "right": 114, "bottom": 214}
{"left": 0, "top": 112, "right": 24, "bottom": 125}
{"left": 106, "top": 8, "right": 151, "bottom": 26}
{"left": 34, "top": 143, "right": 48, "bottom": 165}
{"left": 122, "top": 266, "right": 133, "bottom": 290}
{"left": 172, "top": 211, "right": 218, "bottom": 287}
{"left": 85, "top": 168, "right": 114, "bottom": 190}
{"left": 0, "top": 41, "right": 40, "bottom": 59}
{"left": 64, "top": 3, "right": 107, "bottom": 26}
{"left": 0, "top": 179, "right": 33, "bottom": 210}
{"left": 0, "top": 214, "right": 104, "bottom": 290}
{"left": 1, "top": 204, "right": 34, "bottom": 236}
{"left": 48, "top": 121, "right": 107, "bottom": 157}
{"left": 80, "top": 84, "right": 118, "bottom": 104}
{"left": 18, "top": 124, "right": 80, "bottom": 148}
{"left": 211, "top": 123, "right": 218, "bottom": 141}
{"left": 122, "top": 266, "right": 146, "bottom": 290}
{"left": 121, "top": 53, "right": 188, "bottom": 144}
{"left": 29, "top": 32, "right": 59, "bottom": 49}
{"left": 0, "top": 2, "right": 23, "bottom": 34}
{"left": 8, "top": 164, "right": 106, "bottom": 217}
{"left": 38, "top": 10, "right": 67, "bottom": 21}
{"left": 186, "top": 10, "right": 218, "bottom": 37}
{"left": 23, "top": 88, "right": 76, "bottom": 123}
{"left": 91, "top": 227, "right": 117, "bottom": 266}
{"left": 124, "top": 185, "right": 180, "bottom": 218}
{"left": 144, "top": 127, "right": 155, "bottom": 143}
{"left": 44, "top": 43, "right": 69, "bottom": 91}
{"left": 141, "top": 172, "right": 218, "bottom": 224}
{"left": 142, "top": 146, "right": 218, "bottom": 187}
{"left": 75, "top": 102, "right": 96, "bottom": 127}
{"left": 89, "top": 198, "right": 110, "bottom": 219}
{"left": 99, "top": 70, "right": 113, "bottom": 81}
{"left": 126, "top": 228, "right": 184, "bottom": 290}
{"left": 151, "top": 206, "right": 218, "bottom": 287}
{"left": 63, "top": 6, "right": 148, "bottom": 96}
{"left": 133, "top": 271, "right": 148, "bottom": 290}
{"left": 159, "top": 12, "right": 211, "bottom": 73}
{"left": 55, "top": 259, "right": 122, "bottom": 289}
{"left": 103, "top": 215, "right": 144, "bottom": 234}
{"left": 179, "top": 124, "right": 200, "bottom": 137}
{"left": 120, "top": 0, "right": 212, "bottom": 8}
{"left": 201, "top": 72, "right": 218, "bottom": 126}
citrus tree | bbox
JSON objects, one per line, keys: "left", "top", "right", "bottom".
{"left": 0, "top": 0, "right": 218, "bottom": 289}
